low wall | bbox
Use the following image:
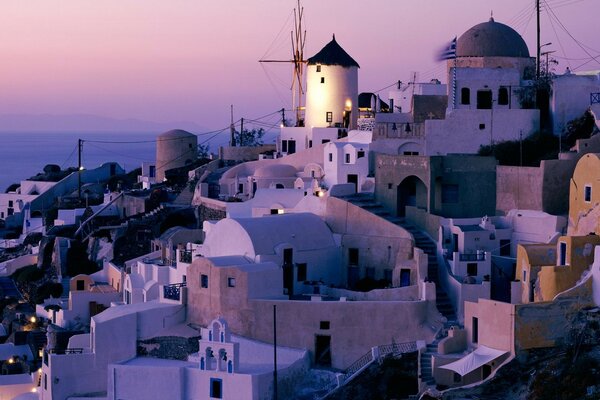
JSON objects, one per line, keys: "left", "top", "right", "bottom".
{"left": 405, "top": 206, "right": 441, "bottom": 240}
{"left": 220, "top": 145, "right": 276, "bottom": 161}
{"left": 0, "top": 254, "right": 37, "bottom": 277}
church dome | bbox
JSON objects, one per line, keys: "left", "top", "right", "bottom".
{"left": 457, "top": 18, "right": 530, "bottom": 58}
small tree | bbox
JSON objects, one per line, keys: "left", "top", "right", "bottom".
{"left": 197, "top": 144, "right": 211, "bottom": 159}
{"left": 235, "top": 128, "right": 265, "bottom": 147}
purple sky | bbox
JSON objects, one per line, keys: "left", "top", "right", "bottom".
{"left": 0, "top": 0, "right": 597, "bottom": 137}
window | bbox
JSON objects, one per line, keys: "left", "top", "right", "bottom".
{"left": 477, "top": 90, "right": 493, "bottom": 109}
{"left": 287, "top": 140, "right": 296, "bottom": 154}
{"left": 559, "top": 241, "right": 567, "bottom": 266}
{"left": 227, "top": 277, "right": 236, "bottom": 287}
{"left": 523, "top": 269, "right": 527, "bottom": 282}
{"left": 357, "top": 150, "right": 365, "bottom": 158}
{"left": 461, "top": 88, "right": 470, "bottom": 105}
{"left": 149, "top": 165, "right": 156, "bottom": 178}
{"left": 328, "top": 153, "right": 333, "bottom": 162}
{"left": 441, "top": 184, "right": 459, "bottom": 204}
{"left": 500, "top": 239, "right": 511, "bottom": 257}
{"left": 403, "top": 151, "right": 419, "bottom": 155}
{"left": 467, "top": 263, "right": 477, "bottom": 276}
{"left": 498, "top": 87, "right": 509, "bottom": 105}
{"left": 345, "top": 154, "right": 350, "bottom": 163}
{"left": 44, "top": 373, "right": 47, "bottom": 389}
{"left": 326, "top": 111, "right": 333, "bottom": 123}
{"left": 320, "top": 77, "right": 325, "bottom": 84}
{"left": 348, "top": 248, "right": 359, "bottom": 266}
{"left": 76, "top": 280, "right": 85, "bottom": 291}
{"left": 585, "top": 185, "right": 592, "bottom": 202}
{"left": 201, "top": 274, "right": 209, "bottom": 288}
{"left": 8, "top": 200, "right": 13, "bottom": 207}
{"left": 322, "top": 139, "right": 330, "bottom": 144}
{"left": 479, "top": 123, "right": 486, "bottom": 130}
{"left": 270, "top": 209, "right": 278, "bottom": 215}
{"left": 320, "top": 321, "right": 330, "bottom": 330}
{"left": 281, "top": 140, "right": 288, "bottom": 153}
{"left": 309, "top": 140, "right": 313, "bottom": 148}
{"left": 388, "top": 183, "right": 392, "bottom": 189}
{"left": 297, "top": 263, "right": 307, "bottom": 282}
{"left": 238, "top": 183, "right": 243, "bottom": 193}
{"left": 472, "top": 317, "right": 479, "bottom": 343}
{"left": 210, "top": 378, "right": 222, "bottom": 399}
{"left": 283, "top": 248, "right": 293, "bottom": 264}
{"left": 316, "top": 65, "right": 321, "bottom": 72}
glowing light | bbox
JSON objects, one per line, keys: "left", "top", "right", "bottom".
{"left": 345, "top": 99, "right": 352, "bottom": 109}
{"left": 317, "top": 190, "right": 325, "bottom": 198}
{"left": 30, "top": 316, "right": 37, "bottom": 323}
{"left": 31, "top": 388, "right": 37, "bottom": 393}
{"left": 78, "top": 166, "right": 85, "bottom": 171}
{"left": 277, "top": 209, "right": 284, "bottom": 215}
{"left": 8, "top": 358, "right": 14, "bottom": 364}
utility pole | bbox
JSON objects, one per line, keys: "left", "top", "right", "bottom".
{"left": 536, "top": 0, "right": 541, "bottom": 79}
{"left": 230, "top": 105, "right": 235, "bottom": 147}
{"left": 78, "top": 139, "right": 83, "bottom": 199}
{"left": 273, "top": 304, "right": 278, "bottom": 400}
{"left": 240, "top": 118, "right": 244, "bottom": 147}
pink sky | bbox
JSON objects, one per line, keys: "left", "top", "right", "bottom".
{"left": 0, "top": 0, "right": 597, "bottom": 135}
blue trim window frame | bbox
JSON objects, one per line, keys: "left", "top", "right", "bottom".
{"left": 210, "top": 377, "right": 223, "bottom": 399}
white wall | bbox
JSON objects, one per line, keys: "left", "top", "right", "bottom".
{"left": 305, "top": 64, "right": 358, "bottom": 129}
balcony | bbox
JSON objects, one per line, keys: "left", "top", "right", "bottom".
{"left": 459, "top": 253, "right": 486, "bottom": 262}
{"left": 163, "top": 282, "right": 186, "bottom": 301}
{"left": 179, "top": 250, "right": 192, "bottom": 264}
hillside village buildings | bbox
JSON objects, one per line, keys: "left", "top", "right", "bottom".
{"left": 3, "top": 14, "right": 600, "bottom": 400}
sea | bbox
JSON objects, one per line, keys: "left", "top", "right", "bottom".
{"left": 0, "top": 132, "right": 158, "bottom": 193}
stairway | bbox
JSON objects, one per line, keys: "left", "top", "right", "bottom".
{"left": 343, "top": 194, "right": 458, "bottom": 388}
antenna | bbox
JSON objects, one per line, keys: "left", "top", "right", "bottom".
{"left": 259, "top": 0, "right": 307, "bottom": 126}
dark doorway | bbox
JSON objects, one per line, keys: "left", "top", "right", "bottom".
{"left": 396, "top": 176, "right": 426, "bottom": 217}
{"left": 283, "top": 248, "right": 294, "bottom": 296}
{"left": 477, "top": 90, "right": 493, "bottom": 109}
{"left": 453, "top": 234, "right": 459, "bottom": 253}
{"left": 472, "top": 317, "right": 479, "bottom": 343}
{"left": 500, "top": 239, "right": 511, "bottom": 256}
{"left": 287, "top": 140, "right": 296, "bottom": 154}
{"left": 315, "top": 335, "right": 332, "bottom": 366}
{"left": 482, "top": 364, "right": 492, "bottom": 379}
{"left": 400, "top": 269, "right": 411, "bottom": 287}
{"left": 347, "top": 174, "right": 358, "bottom": 193}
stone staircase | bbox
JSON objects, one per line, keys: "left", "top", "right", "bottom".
{"left": 343, "top": 193, "right": 458, "bottom": 387}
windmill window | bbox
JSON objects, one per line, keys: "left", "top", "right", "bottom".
{"left": 316, "top": 65, "right": 321, "bottom": 72}
{"left": 321, "top": 77, "right": 325, "bottom": 84}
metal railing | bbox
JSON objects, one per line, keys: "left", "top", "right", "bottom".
{"left": 459, "top": 253, "right": 486, "bottom": 262}
{"left": 179, "top": 250, "right": 192, "bottom": 264}
{"left": 163, "top": 282, "right": 186, "bottom": 301}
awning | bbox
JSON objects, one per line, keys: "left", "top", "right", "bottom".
{"left": 438, "top": 345, "right": 508, "bottom": 376}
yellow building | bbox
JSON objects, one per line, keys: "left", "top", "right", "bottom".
{"left": 568, "top": 153, "right": 600, "bottom": 236}
{"left": 517, "top": 234, "right": 600, "bottom": 303}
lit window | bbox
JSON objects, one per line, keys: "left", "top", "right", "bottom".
{"left": 326, "top": 112, "right": 333, "bottom": 123}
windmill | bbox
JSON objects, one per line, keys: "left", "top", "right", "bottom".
{"left": 259, "top": 0, "right": 307, "bottom": 127}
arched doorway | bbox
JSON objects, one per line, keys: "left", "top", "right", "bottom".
{"left": 397, "top": 176, "right": 427, "bottom": 217}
